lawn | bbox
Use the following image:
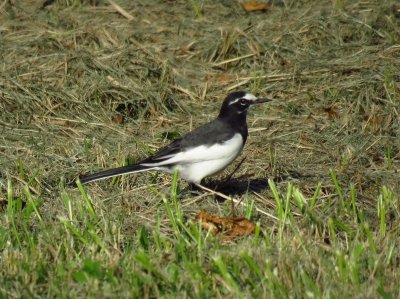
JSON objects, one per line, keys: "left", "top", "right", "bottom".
{"left": 1, "top": 0, "right": 399, "bottom": 297}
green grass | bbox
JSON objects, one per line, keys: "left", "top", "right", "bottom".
{"left": 1, "top": 0, "right": 400, "bottom": 297}
{"left": 2, "top": 174, "right": 399, "bottom": 297}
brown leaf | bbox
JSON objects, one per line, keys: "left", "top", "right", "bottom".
{"left": 194, "top": 210, "right": 256, "bottom": 240}
{"left": 242, "top": 0, "right": 269, "bottom": 12}
{"left": 323, "top": 106, "right": 338, "bottom": 119}
{"left": 111, "top": 114, "right": 125, "bottom": 124}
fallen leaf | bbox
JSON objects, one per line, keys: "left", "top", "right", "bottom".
{"left": 111, "top": 114, "right": 125, "bottom": 124}
{"left": 324, "top": 106, "right": 338, "bottom": 119}
{"left": 194, "top": 210, "right": 256, "bottom": 240}
{"left": 242, "top": 0, "right": 269, "bottom": 12}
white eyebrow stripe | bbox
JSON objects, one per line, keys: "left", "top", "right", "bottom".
{"left": 243, "top": 93, "right": 257, "bottom": 101}
{"left": 228, "top": 98, "right": 241, "bottom": 105}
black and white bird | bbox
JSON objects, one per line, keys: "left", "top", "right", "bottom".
{"left": 79, "top": 91, "right": 271, "bottom": 185}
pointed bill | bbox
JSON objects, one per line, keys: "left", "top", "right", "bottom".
{"left": 253, "top": 97, "right": 273, "bottom": 104}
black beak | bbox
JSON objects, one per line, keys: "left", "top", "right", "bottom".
{"left": 253, "top": 97, "right": 273, "bottom": 104}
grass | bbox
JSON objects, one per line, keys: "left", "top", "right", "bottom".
{"left": 1, "top": 0, "right": 400, "bottom": 297}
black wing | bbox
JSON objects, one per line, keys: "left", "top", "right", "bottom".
{"left": 139, "top": 118, "right": 236, "bottom": 165}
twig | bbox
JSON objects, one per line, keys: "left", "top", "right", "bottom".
{"left": 213, "top": 53, "right": 255, "bottom": 67}
{"left": 107, "top": 0, "right": 134, "bottom": 21}
{"left": 171, "top": 85, "right": 198, "bottom": 101}
{"left": 195, "top": 183, "right": 278, "bottom": 221}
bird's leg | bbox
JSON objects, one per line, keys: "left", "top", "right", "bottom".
{"left": 183, "top": 182, "right": 203, "bottom": 194}
{"left": 224, "top": 156, "right": 247, "bottom": 182}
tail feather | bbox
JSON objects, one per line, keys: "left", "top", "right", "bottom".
{"left": 79, "top": 163, "right": 156, "bottom": 184}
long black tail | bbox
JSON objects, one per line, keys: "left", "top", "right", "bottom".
{"left": 78, "top": 163, "right": 156, "bottom": 184}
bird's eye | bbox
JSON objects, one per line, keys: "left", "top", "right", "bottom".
{"left": 239, "top": 98, "right": 247, "bottom": 105}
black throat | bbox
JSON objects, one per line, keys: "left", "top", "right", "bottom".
{"left": 218, "top": 109, "right": 249, "bottom": 143}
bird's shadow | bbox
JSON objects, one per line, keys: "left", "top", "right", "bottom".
{"left": 202, "top": 177, "right": 269, "bottom": 197}
{"left": 187, "top": 172, "right": 302, "bottom": 200}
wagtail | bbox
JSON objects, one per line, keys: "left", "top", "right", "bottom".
{"left": 79, "top": 91, "right": 272, "bottom": 185}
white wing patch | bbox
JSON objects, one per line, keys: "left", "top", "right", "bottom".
{"left": 141, "top": 133, "right": 243, "bottom": 167}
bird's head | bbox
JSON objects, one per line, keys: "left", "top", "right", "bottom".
{"left": 218, "top": 91, "right": 272, "bottom": 118}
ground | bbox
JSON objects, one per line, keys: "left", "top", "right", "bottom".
{"left": 1, "top": 0, "right": 399, "bottom": 297}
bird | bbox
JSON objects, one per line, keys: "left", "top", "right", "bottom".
{"left": 78, "top": 91, "right": 272, "bottom": 185}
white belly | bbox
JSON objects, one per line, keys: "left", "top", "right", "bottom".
{"left": 174, "top": 152, "right": 241, "bottom": 183}
{"left": 152, "top": 133, "right": 244, "bottom": 183}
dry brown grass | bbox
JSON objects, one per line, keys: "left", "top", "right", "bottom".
{"left": 2, "top": 0, "right": 398, "bottom": 217}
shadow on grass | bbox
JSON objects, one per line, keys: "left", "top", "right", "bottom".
{"left": 203, "top": 177, "right": 270, "bottom": 197}
{"left": 191, "top": 171, "right": 308, "bottom": 199}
